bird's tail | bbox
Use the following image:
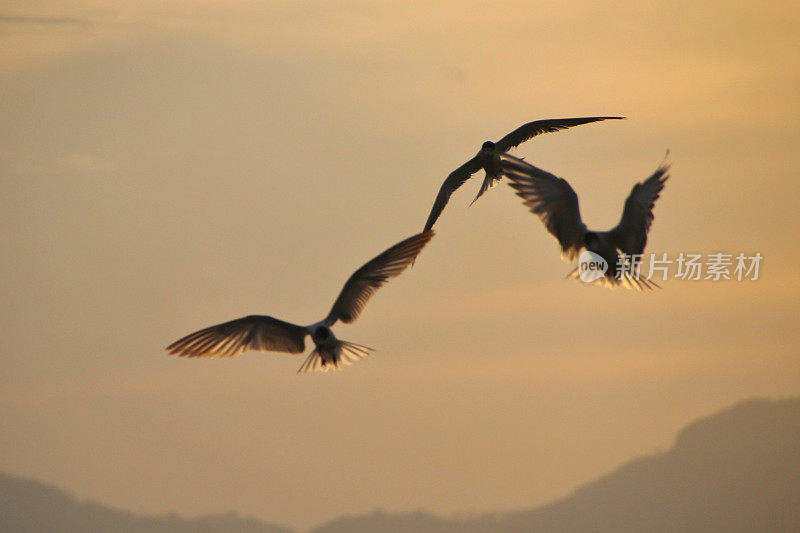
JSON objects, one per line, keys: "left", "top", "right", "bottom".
{"left": 565, "top": 267, "right": 660, "bottom": 291}
{"left": 297, "top": 340, "right": 374, "bottom": 374}
{"left": 469, "top": 173, "right": 501, "bottom": 206}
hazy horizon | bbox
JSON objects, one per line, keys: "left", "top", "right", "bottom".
{"left": 4, "top": 396, "right": 800, "bottom": 531}
{"left": 2, "top": 1, "right": 799, "bottom": 530}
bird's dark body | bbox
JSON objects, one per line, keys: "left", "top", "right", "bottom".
{"left": 311, "top": 325, "right": 338, "bottom": 367}
{"left": 585, "top": 233, "right": 626, "bottom": 285}
{"left": 503, "top": 152, "right": 669, "bottom": 290}
{"left": 423, "top": 117, "right": 624, "bottom": 232}
{"left": 167, "top": 231, "right": 434, "bottom": 373}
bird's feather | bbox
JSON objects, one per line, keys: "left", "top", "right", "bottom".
{"left": 494, "top": 116, "right": 624, "bottom": 152}
{"left": 609, "top": 158, "right": 670, "bottom": 256}
{"left": 423, "top": 157, "right": 483, "bottom": 231}
{"left": 325, "top": 230, "right": 434, "bottom": 326}
{"left": 297, "top": 340, "right": 374, "bottom": 374}
{"left": 166, "top": 315, "right": 307, "bottom": 358}
{"left": 502, "top": 154, "right": 586, "bottom": 262}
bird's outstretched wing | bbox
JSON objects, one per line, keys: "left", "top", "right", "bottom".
{"left": 494, "top": 116, "right": 624, "bottom": 153}
{"left": 167, "top": 315, "right": 308, "bottom": 358}
{"left": 608, "top": 156, "right": 670, "bottom": 256}
{"left": 502, "top": 154, "right": 586, "bottom": 261}
{"left": 423, "top": 157, "right": 483, "bottom": 231}
{"left": 325, "top": 230, "right": 434, "bottom": 326}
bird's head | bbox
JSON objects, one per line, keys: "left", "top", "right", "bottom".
{"left": 481, "top": 140, "right": 496, "bottom": 152}
{"left": 312, "top": 325, "right": 333, "bottom": 343}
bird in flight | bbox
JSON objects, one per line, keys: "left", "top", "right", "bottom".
{"left": 502, "top": 152, "right": 669, "bottom": 289}
{"left": 167, "top": 230, "right": 434, "bottom": 373}
{"left": 422, "top": 116, "right": 624, "bottom": 232}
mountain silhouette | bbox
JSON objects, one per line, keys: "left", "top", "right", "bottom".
{"left": 311, "top": 397, "right": 800, "bottom": 532}
{"left": 2, "top": 397, "right": 798, "bottom": 532}
{"left": 0, "top": 473, "right": 291, "bottom": 533}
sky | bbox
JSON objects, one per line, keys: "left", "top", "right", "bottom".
{"left": 1, "top": 0, "right": 799, "bottom": 530}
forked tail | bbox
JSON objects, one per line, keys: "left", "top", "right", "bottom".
{"left": 297, "top": 340, "right": 375, "bottom": 374}
{"left": 566, "top": 267, "right": 660, "bottom": 291}
{"left": 469, "top": 173, "right": 501, "bottom": 207}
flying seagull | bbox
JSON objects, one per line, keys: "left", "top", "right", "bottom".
{"left": 167, "top": 230, "right": 434, "bottom": 373}
{"left": 502, "top": 152, "right": 669, "bottom": 289}
{"left": 422, "top": 116, "right": 624, "bottom": 232}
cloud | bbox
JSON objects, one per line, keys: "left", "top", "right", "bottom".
{"left": 0, "top": 15, "right": 89, "bottom": 26}
{"left": 62, "top": 153, "right": 119, "bottom": 173}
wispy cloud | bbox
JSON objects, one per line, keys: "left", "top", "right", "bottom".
{"left": 63, "top": 153, "right": 119, "bottom": 173}
{"left": 0, "top": 14, "right": 89, "bottom": 27}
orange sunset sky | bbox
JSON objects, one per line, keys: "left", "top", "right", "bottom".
{"left": 2, "top": 1, "right": 799, "bottom": 529}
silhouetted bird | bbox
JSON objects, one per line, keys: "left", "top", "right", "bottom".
{"left": 422, "top": 116, "right": 624, "bottom": 231}
{"left": 502, "top": 153, "right": 669, "bottom": 289}
{"left": 167, "top": 231, "right": 434, "bottom": 373}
